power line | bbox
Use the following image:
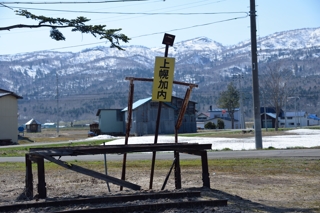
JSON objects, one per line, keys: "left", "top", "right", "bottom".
{"left": 133, "top": 15, "right": 248, "bottom": 38}
{"left": 30, "top": 14, "right": 248, "bottom": 52}
{"left": 6, "top": 6, "right": 248, "bottom": 15}
{"left": 0, "top": 2, "right": 13, "bottom": 9}
{"left": 0, "top": 0, "right": 149, "bottom": 4}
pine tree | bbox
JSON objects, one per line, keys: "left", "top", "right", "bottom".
{"left": 0, "top": 10, "right": 130, "bottom": 50}
{"left": 217, "top": 82, "right": 239, "bottom": 129}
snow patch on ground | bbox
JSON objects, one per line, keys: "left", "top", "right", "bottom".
{"left": 86, "top": 129, "right": 320, "bottom": 151}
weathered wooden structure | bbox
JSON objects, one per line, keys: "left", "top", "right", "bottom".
{"left": 25, "top": 118, "right": 42, "bottom": 133}
{"left": 25, "top": 38, "right": 211, "bottom": 200}
{"left": 25, "top": 143, "right": 211, "bottom": 199}
{"left": 89, "top": 122, "right": 100, "bottom": 136}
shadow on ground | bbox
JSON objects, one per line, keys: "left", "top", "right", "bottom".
{"left": 197, "top": 187, "right": 318, "bottom": 213}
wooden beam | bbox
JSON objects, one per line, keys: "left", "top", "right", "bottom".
{"left": 200, "top": 151, "right": 210, "bottom": 188}
{"left": 125, "top": 77, "right": 198, "bottom": 88}
{"left": 25, "top": 154, "right": 33, "bottom": 199}
{"left": 29, "top": 143, "right": 212, "bottom": 157}
{"left": 39, "top": 154, "right": 141, "bottom": 190}
{"left": 36, "top": 157, "right": 46, "bottom": 198}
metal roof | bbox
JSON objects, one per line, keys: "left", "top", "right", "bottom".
{"left": 208, "top": 108, "right": 239, "bottom": 112}
{"left": 0, "top": 89, "right": 23, "bottom": 99}
{"left": 0, "top": 93, "right": 10, "bottom": 98}
{"left": 25, "top": 118, "right": 42, "bottom": 125}
{"left": 265, "top": 113, "right": 276, "bottom": 119}
{"left": 207, "top": 117, "right": 239, "bottom": 122}
{"left": 96, "top": 108, "right": 122, "bottom": 116}
{"left": 285, "top": 111, "right": 306, "bottom": 117}
{"left": 122, "top": 97, "right": 152, "bottom": 112}
{"left": 308, "top": 114, "right": 320, "bottom": 120}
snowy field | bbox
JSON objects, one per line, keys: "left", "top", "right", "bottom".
{"left": 87, "top": 129, "right": 320, "bottom": 151}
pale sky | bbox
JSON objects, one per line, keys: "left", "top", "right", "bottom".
{"left": 0, "top": 0, "right": 319, "bottom": 55}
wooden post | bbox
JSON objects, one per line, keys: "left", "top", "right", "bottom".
{"left": 36, "top": 157, "right": 46, "bottom": 198}
{"left": 150, "top": 43, "right": 169, "bottom": 189}
{"left": 25, "top": 154, "right": 33, "bottom": 199}
{"left": 174, "top": 151, "right": 181, "bottom": 189}
{"left": 201, "top": 151, "right": 210, "bottom": 188}
{"left": 121, "top": 80, "right": 134, "bottom": 191}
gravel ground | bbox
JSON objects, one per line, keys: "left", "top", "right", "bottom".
{"left": 1, "top": 129, "right": 320, "bottom": 212}
{"left": 1, "top": 163, "right": 320, "bottom": 213}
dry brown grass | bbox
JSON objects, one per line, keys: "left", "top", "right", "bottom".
{"left": 19, "top": 128, "right": 88, "bottom": 143}
{"left": 1, "top": 158, "right": 319, "bottom": 212}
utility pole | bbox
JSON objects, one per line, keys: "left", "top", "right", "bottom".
{"left": 56, "top": 72, "right": 59, "bottom": 136}
{"left": 250, "top": 0, "right": 263, "bottom": 149}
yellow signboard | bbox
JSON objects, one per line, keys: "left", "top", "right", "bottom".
{"left": 152, "top": 57, "right": 175, "bottom": 102}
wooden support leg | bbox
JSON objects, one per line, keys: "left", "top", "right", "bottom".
{"left": 161, "top": 158, "right": 176, "bottom": 190}
{"left": 37, "top": 157, "right": 47, "bottom": 199}
{"left": 149, "top": 151, "right": 156, "bottom": 189}
{"left": 25, "top": 154, "right": 33, "bottom": 199}
{"left": 201, "top": 151, "right": 210, "bottom": 188}
{"left": 174, "top": 151, "right": 181, "bottom": 189}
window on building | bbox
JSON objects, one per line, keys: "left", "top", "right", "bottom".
{"left": 287, "top": 117, "right": 293, "bottom": 119}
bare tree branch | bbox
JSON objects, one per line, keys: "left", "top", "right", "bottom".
{"left": 0, "top": 9, "right": 130, "bottom": 50}
{"left": 260, "top": 61, "right": 293, "bottom": 130}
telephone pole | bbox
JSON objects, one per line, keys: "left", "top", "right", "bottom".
{"left": 56, "top": 72, "right": 59, "bottom": 136}
{"left": 250, "top": 0, "right": 263, "bottom": 149}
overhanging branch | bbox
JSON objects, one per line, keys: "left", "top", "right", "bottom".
{"left": 0, "top": 24, "right": 70, "bottom": 31}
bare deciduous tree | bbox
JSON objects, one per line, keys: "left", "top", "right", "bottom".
{"left": 260, "top": 61, "right": 293, "bottom": 130}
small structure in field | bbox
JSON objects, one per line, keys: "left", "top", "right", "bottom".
{"left": 25, "top": 118, "right": 42, "bottom": 133}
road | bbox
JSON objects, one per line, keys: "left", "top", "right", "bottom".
{"left": 1, "top": 149, "right": 319, "bottom": 162}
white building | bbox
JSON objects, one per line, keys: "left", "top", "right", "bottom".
{"left": 278, "top": 111, "right": 307, "bottom": 128}
{"left": 196, "top": 107, "right": 244, "bottom": 129}
{"left": 208, "top": 107, "right": 242, "bottom": 129}
{"left": 0, "top": 88, "right": 23, "bottom": 144}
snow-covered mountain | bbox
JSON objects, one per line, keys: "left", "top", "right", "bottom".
{"left": 0, "top": 27, "right": 319, "bottom": 123}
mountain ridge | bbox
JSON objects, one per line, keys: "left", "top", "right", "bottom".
{"left": 0, "top": 27, "right": 319, "bottom": 124}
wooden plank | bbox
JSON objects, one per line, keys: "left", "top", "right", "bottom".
{"left": 29, "top": 143, "right": 212, "bottom": 156}
{"left": 125, "top": 77, "right": 198, "bottom": 88}
{"left": 38, "top": 154, "right": 141, "bottom": 190}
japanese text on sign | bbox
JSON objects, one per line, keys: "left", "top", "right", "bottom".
{"left": 152, "top": 57, "right": 175, "bottom": 102}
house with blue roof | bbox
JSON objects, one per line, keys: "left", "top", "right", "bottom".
{"left": 260, "top": 106, "right": 319, "bottom": 128}
{"left": 307, "top": 114, "right": 320, "bottom": 126}
{"left": 260, "top": 107, "right": 284, "bottom": 128}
